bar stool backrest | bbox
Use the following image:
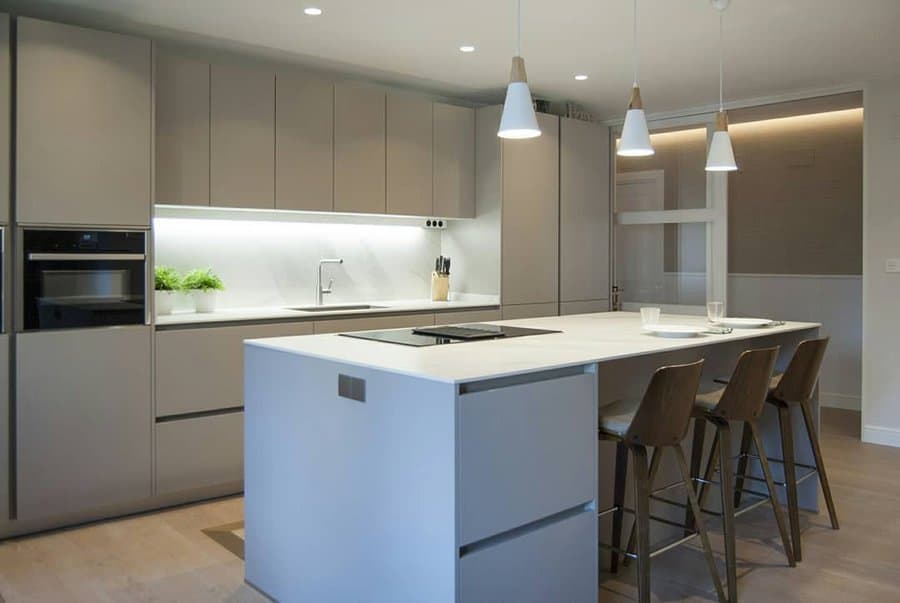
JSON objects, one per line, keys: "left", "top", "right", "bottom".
{"left": 773, "top": 337, "right": 830, "bottom": 404}
{"left": 714, "top": 346, "right": 780, "bottom": 420}
{"left": 624, "top": 359, "right": 705, "bottom": 447}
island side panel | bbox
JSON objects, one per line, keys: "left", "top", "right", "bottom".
{"left": 244, "top": 344, "right": 458, "bottom": 603}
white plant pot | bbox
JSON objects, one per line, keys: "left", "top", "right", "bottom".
{"left": 155, "top": 290, "right": 176, "bottom": 315}
{"left": 192, "top": 290, "right": 218, "bottom": 313}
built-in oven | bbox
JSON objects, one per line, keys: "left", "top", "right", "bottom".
{"left": 19, "top": 229, "right": 148, "bottom": 331}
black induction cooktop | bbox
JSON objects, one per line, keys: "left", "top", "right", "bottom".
{"left": 339, "top": 323, "right": 560, "bottom": 347}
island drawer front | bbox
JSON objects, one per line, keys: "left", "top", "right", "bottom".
{"left": 458, "top": 510, "right": 596, "bottom": 603}
{"left": 155, "top": 322, "right": 313, "bottom": 417}
{"left": 155, "top": 411, "right": 244, "bottom": 495}
{"left": 457, "top": 372, "right": 596, "bottom": 545}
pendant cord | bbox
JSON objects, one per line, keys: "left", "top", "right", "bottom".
{"left": 632, "top": 0, "right": 638, "bottom": 86}
{"left": 718, "top": 12, "right": 724, "bottom": 111}
{"left": 516, "top": 0, "right": 522, "bottom": 57}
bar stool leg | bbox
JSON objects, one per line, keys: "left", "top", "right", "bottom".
{"left": 673, "top": 445, "right": 728, "bottom": 603}
{"left": 631, "top": 444, "right": 653, "bottom": 603}
{"left": 696, "top": 428, "right": 721, "bottom": 518}
{"left": 733, "top": 422, "right": 753, "bottom": 508}
{"left": 799, "top": 398, "right": 840, "bottom": 530}
{"left": 624, "top": 446, "right": 662, "bottom": 567}
{"left": 610, "top": 442, "right": 629, "bottom": 573}
{"left": 716, "top": 423, "right": 738, "bottom": 602}
{"left": 777, "top": 405, "right": 803, "bottom": 562}
{"left": 685, "top": 417, "right": 708, "bottom": 536}
{"left": 750, "top": 421, "right": 796, "bottom": 567}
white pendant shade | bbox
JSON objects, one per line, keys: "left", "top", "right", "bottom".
{"left": 706, "top": 130, "right": 738, "bottom": 171}
{"left": 618, "top": 108, "right": 654, "bottom": 157}
{"left": 498, "top": 80, "right": 540, "bottom": 139}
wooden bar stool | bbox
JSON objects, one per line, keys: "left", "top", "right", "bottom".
{"left": 686, "top": 347, "right": 796, "bottom": 602}
{"left": 731, "top": 337, "right": 838, "bottom": 562}
{"left": 598, "top": 359, "right": 726, "bottom": 603}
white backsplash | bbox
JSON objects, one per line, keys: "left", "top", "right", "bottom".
{"left": 154, "top": 216, "right": 441, "bottom": 311}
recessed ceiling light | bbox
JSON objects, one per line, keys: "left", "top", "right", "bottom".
{"left": 303, "top": 7, "right": 323, "bottom": 16}
{"left": 459, "top": 45, "right": 476, "bottom": 53}
{"left": 574, "top": 74, "right": 589, "bottom": 81}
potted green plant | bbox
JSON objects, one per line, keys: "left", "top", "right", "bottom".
{"left": 181, "top": 268, "right": 225, "bottom": 313}
{"left": 154, "top": 265, "right": 181, "bottom": 316}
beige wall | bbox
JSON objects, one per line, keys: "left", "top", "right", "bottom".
{"left": 727, "top": 108, "right": 863, "bottom": 275}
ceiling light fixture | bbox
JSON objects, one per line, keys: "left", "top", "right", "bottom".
{"left": 498, "top": 0, "right": 541, "bottom": 139}
{"left": 618, "top": 0, "right": 654, "bottom": 157}
{"left": 459, "top": 45, "right": 476, "bottom": 53}
{"left": 706, "top": 0, "right": 738, "bottom": 172}
{"left": 303, "top": 7, "right": 323, "bottom": 16}
{"left": 574, "top": 74, "right": 589, "bottom": 81}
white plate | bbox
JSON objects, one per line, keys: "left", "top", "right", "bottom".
{"left": 643, "top": 324, "right": 707, "bottom": 338}
{"left": 713, "top": 317, "right": 773, "bottom": 329}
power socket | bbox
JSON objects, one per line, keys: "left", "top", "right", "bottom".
{"left": 886, "top": 258, "right": 900, "bottom": 273}
{"left": 424, "top": 218, "right": 447, "bottom": 229}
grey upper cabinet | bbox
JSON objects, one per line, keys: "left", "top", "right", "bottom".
{"left": 275, "top": 74, "right": 334, "bottom": 211}
{"left": 334, "top": 82, "right": 385, "bottom": 214}
{"left": 501, "top": 112, "right": 560, "bottom": 306}
{"left": 16, "top": 18, "right": 151, "bottom": 227}
{"left": 210, "top": 62, "right": 275, "bottom": 209}
{"left": 0, "top": 14, "right": 9, "bottom": 224}
{"left": 560, "top": 118, "right": 610, "bottom": 303}
{"left": 155, "top": 50, "right": 210, "bottom": 206}
{"left": 433, "top": 103, "right": 475, "bottom": 219}
{"left": 387, "top": 92, "right": 432, "bottom": 216}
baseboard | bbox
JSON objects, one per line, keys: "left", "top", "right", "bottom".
{"left": 862, "top": 424, "right": 900, "bottom": 448}
{"left": 820, "top": 391, "right": 862, "bottom": 410}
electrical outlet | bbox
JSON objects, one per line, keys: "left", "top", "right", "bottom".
{"left": 424, "top": 218, "right": 447, "bottom": 230}
{"left": 886, "top": 258, "right": 900, "bottom": 273}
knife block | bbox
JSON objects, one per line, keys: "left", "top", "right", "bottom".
{"left": 431, "top": 272, "right": 450, "bottom": 302}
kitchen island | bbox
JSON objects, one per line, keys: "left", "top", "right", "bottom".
{"left": 243, "top": 312, "right": 821, "bottom": 603}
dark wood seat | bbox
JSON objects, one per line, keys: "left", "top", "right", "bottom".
{"left": 598, "top": 359, "right": 726, "bottom": 603}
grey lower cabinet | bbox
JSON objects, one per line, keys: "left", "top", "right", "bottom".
{"left": 334, "top": 82, "right": 386, "bottom": 214}
{"left": 501, "top": 303, "right": 559, "bottom": 320}
{"left": 560, "top": 117, "right": 611, "bottom": 306}
{"left": 433, "top": 103, "right": 475, "bottom": 219}
{"left": 560, "top": 300, "right": 610, "bottom": 315}
{"left": 387, "top": 92, "right": 433, "bottom": 216}
{"left": 210, "top": 62, "right": 275, "bottom": 208}
{"left": 155, "top": 322, "right": 313, "bottom": 417}
{"left": 0, "top": 14, "right": 9, "bottom": 225}
{"left": 16, "top": 18, "right": 152, "bottom": 227}
{"left": 156, "top": 411, "right": 243, "bottom": 495}
{"left": 434, "top": 308, "right": 501, "bottom": 324}
{"left": 314, "top": 313, "right": 434, "bottom": 334}
{"left": 155, "top": 49, "right": 211, "bottom": 206}
{"left": 0, "top": 335, "right": 9, "bottom": 523}
{"left": 16, "top": 327, "right": 152, "bottom": 521}
{"left": 275, "top": 74, "right": 334, "bottom": 211}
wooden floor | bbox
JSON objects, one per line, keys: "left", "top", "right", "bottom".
{"left": 0, "top": 408, "right": 898, "bottom": 602}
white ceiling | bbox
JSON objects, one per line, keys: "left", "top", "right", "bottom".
{"left": 5, "top": 0, "right": 899, "bottom": 119}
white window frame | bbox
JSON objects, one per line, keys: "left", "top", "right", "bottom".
{"left": 611, "top": 113, "right": 728, "bottom": 315}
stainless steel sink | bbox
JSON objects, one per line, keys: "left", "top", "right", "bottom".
{"left": 287, "top": 304, "right": 387, "bottom": 312}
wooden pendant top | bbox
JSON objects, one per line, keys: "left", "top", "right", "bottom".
{"left": 628, "top": 86, "right": 644, "bottom": 110}
{"left": 509, "top": 56, "right": 528, "bottom": 84}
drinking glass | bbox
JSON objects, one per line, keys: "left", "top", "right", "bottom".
{"left": 640, "top": 307, "right": 661, "bottom": 327}
{"left": 707, "top": 301, "right": 725, "bottom": 324}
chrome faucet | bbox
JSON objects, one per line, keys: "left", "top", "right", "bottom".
{"left": 317, "top": 258, "right": 343, "bottom": 306}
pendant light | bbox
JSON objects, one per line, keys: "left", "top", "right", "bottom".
{"left": 618, "top": 0, "right": 654, "bottom": 157}
{"left": 706, "top": 0, "right": 738, "bottom": 171}
{"left": 498, "top": 0, "right": 541, "bottom": 139}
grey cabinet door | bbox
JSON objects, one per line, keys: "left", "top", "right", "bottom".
{"left": 0, "top": 335, "right": 8, "bottom": 522}
{"left": 156, "top": 411, "right": 243, "bottom": 495}
{"left": 16, "top": 18, "right": 151, "bottom": 227}
{"left": 275, "top": 74, "right": 333, "bottom": 211}
{"left": 16, "top": 326, "right": 152, "bottom": 521}
{"left": 501, "top": 112, "right": 559, "bottom": 306}
{"left": 313, "top": 313, "right": 434, "bottom": 334}
{"left": 334, "top": 82, "right": 385, "bottom": 214}
{"left": 501, "top": 303, "right": 559, "bottom": 320}
{"left": 0, "top": 14, "right": 8, "bottom": 224}
{"left": 155, "top": 322, "right": 313, "bottom": 417}
{"left": 386, "top": 92, "right": 432, "bottom": 216}
{"left": 560, "top": 118, "right": 610, "bottom": 302}
{"left": 433, "top": 103, "right": 475, "bottom": 219}
{"left": 155, "top": 50, "right": 210, "bottom": 206}
{"left": 210, "top": 62, "right": 275, "bottom": 209}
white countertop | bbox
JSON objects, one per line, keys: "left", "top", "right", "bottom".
{"left": 154, "top": 294, "right": 500, "bottom": 326}
{"left": 246, "top": 312, "right": 821, "bottom": 384}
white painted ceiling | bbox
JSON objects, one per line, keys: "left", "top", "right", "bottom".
{"left": 5, "top": 0, "right": 899, "bottom": 119}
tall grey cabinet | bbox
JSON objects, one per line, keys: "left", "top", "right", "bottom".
{"left": 560, "top": 117, "right": 610, "bottom": 315}
{"left": 16, "top": 18, "right": 151, "bottom": 227}
{"left": 433, "top": 102, "right": 475, "bottom": 219}
{"left": 0, "top": 14, "right": 9, "bottom": 225}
